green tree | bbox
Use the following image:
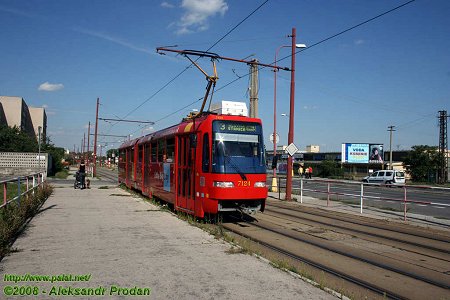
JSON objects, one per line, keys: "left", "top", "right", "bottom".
{"left": 106, "top": 148, "right": 118, "bottom": 159}
{"left": 41, "top": 137, "right": 65, "bottom": 175}
{"left": 0, "top": 124, "right": 38, "bottom": 152}
{"left": 403, "top": 145, "right": 442, "bottom": 182}
{"left": 317, "top": 160, "right": 344, "bottom": 178}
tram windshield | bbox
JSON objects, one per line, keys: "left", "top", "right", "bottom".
{"left": 212, "top": 121, "right": 266, "bottom": 174}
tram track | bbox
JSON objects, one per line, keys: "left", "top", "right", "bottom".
{"left": 220, "top": 202, "right": 450, "bottom": 299}
{"left": 267, "top": 201, "right": 450, "bottom": 245}
{"left": 264, "top": 205, "right": 450, "bottom": 259}
{"left": 222, "top": 218, "right": 407, "bottom": 300}
{"left": 95, "top": 168, "right": 118, "bottom": 183}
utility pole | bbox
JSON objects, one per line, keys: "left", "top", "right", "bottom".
{"left": 249, "top": 59, "right": 259, "bottom": 118}
{"left": 87, "top": 121, "right": 91, "bottom": 168}
{"left": 93, "top": 98, "right": 99, "bottom": 177}
{"left": 388, "top": 125, "right": 396, "bottom": 170}
{"left": 438, "top": 110, "right": 448, "bottom": 183}
{"left": 286, "top": 27, "right": 297, "bottom": 201}
{"left": 83, "top": 132, "right": 86, "bottom": 158}
{"left": 38, "top": 126, "right": 42, "bottom": 172}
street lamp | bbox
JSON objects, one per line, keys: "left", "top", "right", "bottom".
{"left": 273, "top": 39, "right": 306, "bottom": 195}
{"left": 38, "top": 126, "right": 42, "bottom": 172}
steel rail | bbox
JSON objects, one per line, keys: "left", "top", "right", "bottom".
{"left": 264, "top": 207, "right": 450, "bottom": 260}
{"left": 267, "top": 201, "right": 450, "bottom": 244}
{"left": 228, "top": 219, "right": 450, "bottom": 290}
{"left": 222, "top": 220, "right": 407, "bottom": 300}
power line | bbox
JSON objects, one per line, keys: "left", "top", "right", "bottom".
{"left": 277, "top": 0, "right": 416, "bottom": 64}
{"left": 118, "top": 0, "right": 416, "bottom": 145}
{"left": 119, "top": 0, "right": 270, "bottom": 121}
{"left": 215, "top": 0, "right": 417, "bottom": 96}
{"left": 104, "top": 0, "right": 270, "bottom": 145}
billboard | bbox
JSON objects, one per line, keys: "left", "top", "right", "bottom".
{"left": 341, "top": 143, "right": 383, "bottom": 164}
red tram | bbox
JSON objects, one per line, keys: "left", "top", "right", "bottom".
{"left": 118, "top": 110, "right": 267, "bottom": 218}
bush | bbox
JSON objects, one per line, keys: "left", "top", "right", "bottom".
{"left": 317, "top": 160, "right": 344, "bottom": 178}
{"left": 0, "top": 183, "right": 53, "bottom": 257}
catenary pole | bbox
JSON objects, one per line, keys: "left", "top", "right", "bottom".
{"left": 388, "top": 125, "right": 396, "bottom": 170}
{"left": 87, "top": 121, "right": 91, "bottom": 168}
{"left": 286, "top": 27, "right": 296, "bottom": 201}
{"left": 93, "top": 98, "right": 99, "bottom": 177}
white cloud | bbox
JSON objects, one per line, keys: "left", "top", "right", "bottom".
{"left": 73, "top": 27, "right": 154, "bottom": 55}
{"left": 42, "top": 104, "right": 48, "bottom": 108}
{"left": 174, "top": 0, "right": 228, "bottom": 35}
{"left": 354, "top": 39, "right": 364, "bottom": 45}
{"left": 161, "top": 1, "right": 175, "bottom": 8}
{"left": 38, "top": 82, "right": 64, "bottom": 92}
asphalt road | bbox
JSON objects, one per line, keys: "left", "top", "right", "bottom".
{"left": 270, "top": 176, "right": 450, "bottom": 220}
{"left": 63, "top": 168, "right": 450, "bottom": 220}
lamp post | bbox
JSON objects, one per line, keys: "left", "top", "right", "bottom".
{"left": 286, "top": 27, "right": 306, "bottom": 201}
{"left": 273, "top": 43, "right": 306, "bottom": 193}
{"left": 38, "top": 126, "right": 42, "bottom": 172}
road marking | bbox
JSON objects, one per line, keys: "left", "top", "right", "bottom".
{"left": 432, "top": 206, "right": 446, "bottom": 209}
{"left": 415, "top": 204, "right": 427, "bottom": 207}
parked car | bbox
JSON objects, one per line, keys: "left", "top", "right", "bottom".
{"left": 362, "top": 170, "right": 405, "bottom": 185}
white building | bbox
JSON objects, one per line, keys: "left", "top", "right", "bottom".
{"left": 0, "top": 96, "right": 47, "bottom": 141}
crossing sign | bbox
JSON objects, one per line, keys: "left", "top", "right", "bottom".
{"left": 285, "top": 143, "right": 299, "bottom": 157}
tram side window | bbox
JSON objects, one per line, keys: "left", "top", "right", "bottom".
{"left": 166, "top": 138, "right": 175, "bottom": 162}
{"left": 130, "top": 148, "right": 134, "bottom": 163}
{"left": 151, "top": 142, "right": 157, "bottom": 162}
{"left": 119, "top": 150, "right": 126, "bottom": 162}
{"left": 138, "top": 146, "right": 143, "bottom": 164}
{"left": 202, "top": 133, "right": 209, "bottom": 172}
{"left": 145, "top": 144, "right": 151, "bottom": 164}
{"left": 158, "top": 139, "right": 165, "bottom": 162}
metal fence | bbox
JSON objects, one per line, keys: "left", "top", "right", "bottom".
{"left": 272, "top": 177, "right": 450, "bottom": 221}
{"left": 1, "top": 172, "right": 47, "bottom": 209}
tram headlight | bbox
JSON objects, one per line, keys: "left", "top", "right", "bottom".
{"left": 254, "top": 182, "right": 266, "bottom": 188}
{"left": 213, "top": 181, "right": 234, "bottom": 188}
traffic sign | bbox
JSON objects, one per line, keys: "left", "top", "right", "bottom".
{"left": 269, "top": 133, "right": 280, "bottom": 144}
{"left": 285, "top": 143, "right": 299, "bottom": 156}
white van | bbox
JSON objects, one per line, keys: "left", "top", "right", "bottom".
{"left": 362, "top": 170, "right": 406, "bottom": 185}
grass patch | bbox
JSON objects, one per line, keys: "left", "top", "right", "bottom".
{"left": 271, "top": 258, "right": 290, "bottom": 270}
{"left": 53, "top": 169, "right": 69, "bottom": 179}
{"left": 0, "top": 183, "right": 27, "bottom": 202}
{"left": 0, "top": 183, "right": 53, "bottom": 258}
{"left": 225, "top": 246, "right": 249, "bottom": 255}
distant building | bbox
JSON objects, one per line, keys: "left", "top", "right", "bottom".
{"left": 0, "top": 96, "right": 47, "bottom": 141}
{"left": 28, "top": 106, "right": 47, "bottom": 143}
{"left": 0, "top": 102, "right": 7, "bottom": 125}
{"left": 306, "top": 145, "right": 320, "bottom": 153}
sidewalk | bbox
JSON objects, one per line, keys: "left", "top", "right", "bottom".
{"left": 0, "top": 182, "right": 335, "bottom": 299}
{"left": 268, "top": 191, "right": 450, "bottom": 229}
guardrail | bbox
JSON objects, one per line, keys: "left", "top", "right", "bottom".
{"left": 1, "top": 172, "right": 47, "bottom": 209}
{"left": 272, "top": 177, "right": 450, "bottom": 221}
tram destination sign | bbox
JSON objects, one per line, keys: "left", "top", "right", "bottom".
{"left": 214, "top": 121, "right": 260, "bottom": 134}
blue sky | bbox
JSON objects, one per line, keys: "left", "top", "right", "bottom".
{"left": 0, "top": 0, "right": 449, "bottom": 153}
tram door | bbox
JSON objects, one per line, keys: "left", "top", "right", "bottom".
{"left": 176, "top": 135, "right": 195, "bottom": 212}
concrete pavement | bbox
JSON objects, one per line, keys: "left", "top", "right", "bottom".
{"left": 0, "top": 182, "right": 335, "bottom": 299}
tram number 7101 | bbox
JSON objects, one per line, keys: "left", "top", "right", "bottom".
{"left": 237, "top": 181, "right": 251, "bottom": 187}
